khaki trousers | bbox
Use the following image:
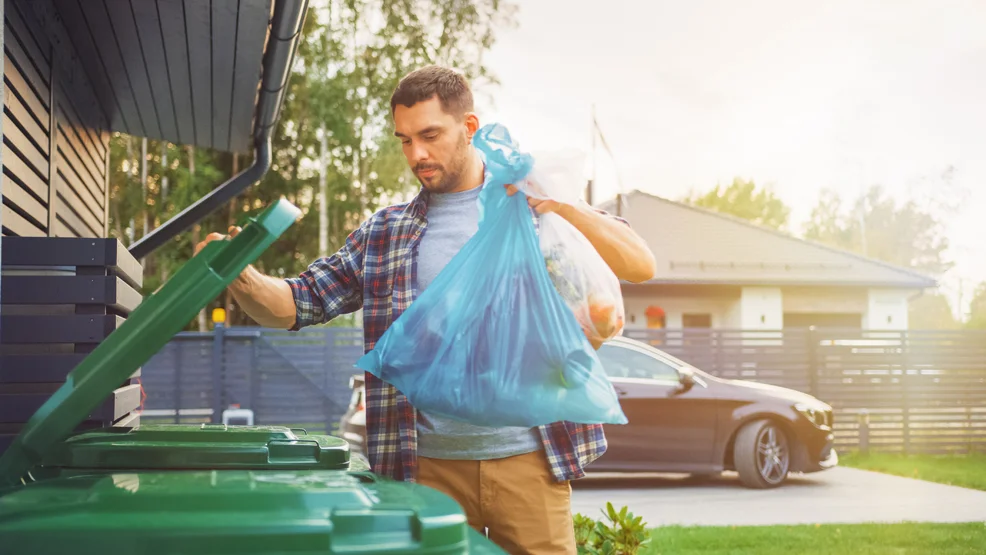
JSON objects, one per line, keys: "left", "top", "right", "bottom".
{"left": 417, "top": 450, "right": 577, "bottom": 555}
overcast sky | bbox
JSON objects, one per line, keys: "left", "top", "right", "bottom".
{"left": 475, "top": 0, "right": 986, "bottom": 317}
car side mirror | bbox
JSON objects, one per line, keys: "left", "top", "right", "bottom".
{"left": 674, "top": 370, "right": 696, "bottom": 395}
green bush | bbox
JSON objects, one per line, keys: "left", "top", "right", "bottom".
{"left": 574, "top": 502, "right": 650, "bottom": 554}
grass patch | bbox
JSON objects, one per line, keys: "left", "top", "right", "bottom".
{"left": 841, "top": 452, "right": 986, "bottom": 491}
{"left": 645, "top": 522, "right": 986, "bottom": 555}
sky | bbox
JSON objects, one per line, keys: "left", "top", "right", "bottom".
{"left": 475, "top": 0, "right": 986, "bottom": 318}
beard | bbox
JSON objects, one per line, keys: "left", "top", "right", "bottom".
{"left": 415, "top": 133, "right": 471, "bottom": 193}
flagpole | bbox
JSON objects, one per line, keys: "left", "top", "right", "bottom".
{"left": 587, "top": 104, "right": 596, "bottom": 206}
{"left": 591, "top": 106, "right": 624, "bottom": 217}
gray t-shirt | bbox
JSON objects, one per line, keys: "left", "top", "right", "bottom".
{"left": 414, "top": 184, "right": 542, "bottom": 460}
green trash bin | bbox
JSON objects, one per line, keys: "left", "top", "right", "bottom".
{"left": 28, "top": 423, "right": 356, "bottom": 480}
{"left": 0, "top": 470, "right": 503, "bottom": 554}
{"left": 0, "top": 199, "right": 505, "bottom": 553}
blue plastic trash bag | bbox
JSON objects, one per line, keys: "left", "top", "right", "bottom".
{"left": 356, "top": 123, "right": 627, "bottom": 428}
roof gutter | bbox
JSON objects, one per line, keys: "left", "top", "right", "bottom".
{"left": 128, "top": 0, "right": 309, "bottom": 260}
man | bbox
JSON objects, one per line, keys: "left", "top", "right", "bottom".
{"left": 196, "top": 65, "right": 656, "bottom": 554}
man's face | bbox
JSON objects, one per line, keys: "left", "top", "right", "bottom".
{"left": 393, "top": 96, "right": 478, "bottom": 194}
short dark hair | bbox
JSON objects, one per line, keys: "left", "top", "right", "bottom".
{"left": 390, "top": 65, "right": 474, "bottom": 118}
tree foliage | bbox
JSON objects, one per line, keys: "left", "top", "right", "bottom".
{"left": 909, "top": 293, "right": 960, "bottom": 330}
{"left": 107, "top": 0, "right": 516, "bottom": 329}
{"left": 683, "top": 177, "right": 791, "bottom": 230}
{"left": 966, "top": 283, "right": 986, "bottom": 330}
{"left": 803, "top": 185, "right": 951, "bottom": 276}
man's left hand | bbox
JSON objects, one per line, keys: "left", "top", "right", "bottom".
{"left": 504, "top": 183, "right": 656, "bottom": 283}
{"left": 505, "top": 184, "right": 569, "bottom": 215}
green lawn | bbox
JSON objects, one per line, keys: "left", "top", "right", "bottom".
{"left": 841, "top": 452, "right": 986, "bottom": 491}
{"left": 645, "top": 522, "right": 986, "bottom": 555}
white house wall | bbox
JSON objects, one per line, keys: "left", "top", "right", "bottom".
{"left": 723, "top": 298, "right": 743, "bottom": 328}
{"left": 740, "top": 287, "right": 783, "bottom": 329}
{"left": 865, "top": 289, "right": 911, "bottom": 330}
{"left": 782, "top": 287, "right": 868, "bottom": 314}
{"left": 622, "top": 286, "right": 917, "bottom": 331}
{"left": 622, "top": 296, "right": 740, "bottom": 330}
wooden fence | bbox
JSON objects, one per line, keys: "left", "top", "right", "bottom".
{"left": 139, "top": 326, "right": 986, "bottom": 455}
{"left": 625, "top": 328, "right": 986, "bottom": 455}
{"left": 140, "top": 326, "right": 363, "bottom": 433}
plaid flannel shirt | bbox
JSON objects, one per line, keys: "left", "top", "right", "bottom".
{"left": 286, "top": 184, "right": 626, "bottom": 483}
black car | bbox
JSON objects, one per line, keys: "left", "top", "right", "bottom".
{"left": 339, "top": 336, "right": 838, "bottom": 488}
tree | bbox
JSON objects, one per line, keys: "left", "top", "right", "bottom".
{"left": 909, "top": 293, "right": 960, "bottom": 330}
{"left": 966, "top": 283, "right": 986, "bottom": 330}
{"left": 803, "top": 185, "right": 951, "bottom": 276}
{"left": 683, "top": 177, "right": 791, "bottom": 230}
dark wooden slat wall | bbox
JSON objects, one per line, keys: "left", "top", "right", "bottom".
{"left": 4, "top": 0, "right": 278, "bottom": 237}
{"left": 104, "top": 0, "right": 162, "bottom": 140}
{"left": 157, "top": 0, "right": 194, "bottom": 145}
{"left": 50, "top": 0, "right": 122, "bottom": 133}
{"left": 229, "top": 0, "right": 271, "bottom": 154}
{"left": 41, "top": 0, "right": 269, "bottom": 153}
{"left": 3, "top": 0, "right": 51, "bottom": 238}
{"left": 3, "top": 0, "right": 110, "bottom": 240}
{"left": 0, "top": 235, "right": 144, "bottom": 443}
{"left": 184, "top": 0, "right": 212, "bottom": 149}
{"left": 211, "top": 0, "right": 238, "bottom": 152}
{"left": 70, "top": 0, "right": 145, "bottom": 137}
{"left": 129, "top": 0, "right": 180, "bottom": 144}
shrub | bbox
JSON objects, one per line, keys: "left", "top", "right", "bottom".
{"left": 573, "top": 502, "right": 650, "bottom": 554}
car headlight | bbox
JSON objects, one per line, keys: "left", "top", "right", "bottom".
{"left": 795, "top": 402, "right": 830, "bottom": 428}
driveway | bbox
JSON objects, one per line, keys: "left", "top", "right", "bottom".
{"left": 572, "top": 468, "right": 986, "bottom": 527}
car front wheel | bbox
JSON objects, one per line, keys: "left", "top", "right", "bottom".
{"left": 735, "top": 419, "right": 790, "bottom": 489}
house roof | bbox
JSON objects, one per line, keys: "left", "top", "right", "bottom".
{"left": 598, "top": 190, "right": 937, "bottom": 289}
{"left": 54, "top": 0, "right": 306, "bottom": 154}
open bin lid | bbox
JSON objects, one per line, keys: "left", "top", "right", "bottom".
{"left": 0, "top": 199, "right": 302, "bottom": 487}
{"left": 38, "top": 424, "right": 351, "bottom": 473}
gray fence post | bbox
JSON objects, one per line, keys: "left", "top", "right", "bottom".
{"left": 324, "top": 328, "right": 336, "bottom": 434}
{"left": 249, "top": 334, "right": 259, "bottom": 415}
{"left": 900, "top": 330, "right": 910, "bottom": 455}
{"left": 807, "top": 326, "right": 819, "bottom": 398}
{"left": 174, "top": 341, "right": 183, "bottom": 423}
{"left": 858, "top": 409, "right": 870, "bottom": 453}
{"left": 211, "top": 324, "right": 225, "bottom": 423}
{"left": 712, "top": 329, "right": 722, "bottom": 377}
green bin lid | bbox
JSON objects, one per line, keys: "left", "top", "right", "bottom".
{"left": 0, "top": 470, "right": 507, "bottom": 554}
{"left": 0, "top": 200, "right": 302, "bottom": 487}
{"left": 37, "top": 424, "right": 350, "bottom": 473}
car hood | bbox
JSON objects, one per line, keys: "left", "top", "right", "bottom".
{"left": 713, "top": 376, "right": 829, "bottom": 408}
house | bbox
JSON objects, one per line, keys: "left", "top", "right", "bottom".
{"left": 597, "top": 191, "right": 937, "bottom": 331}
{"left": 1, "top": 0, "right": 308, "bottom": 454}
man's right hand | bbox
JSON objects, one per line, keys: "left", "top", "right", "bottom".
{"left": 194, "top": 226, "right": 242, "bottom": 256}
{"left": 189, "top": 226, "right": 296, "bottom": 329}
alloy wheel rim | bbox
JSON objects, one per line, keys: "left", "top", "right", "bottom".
{"left": 755, "top": 425, "right": 789, "bottom": 484}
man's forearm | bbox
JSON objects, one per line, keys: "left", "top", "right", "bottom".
{"left": 228, "top": 265, "right": 298, "bottom": 329}
{"left": 558, "top": 203, "right": 657, "bottom": 283}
